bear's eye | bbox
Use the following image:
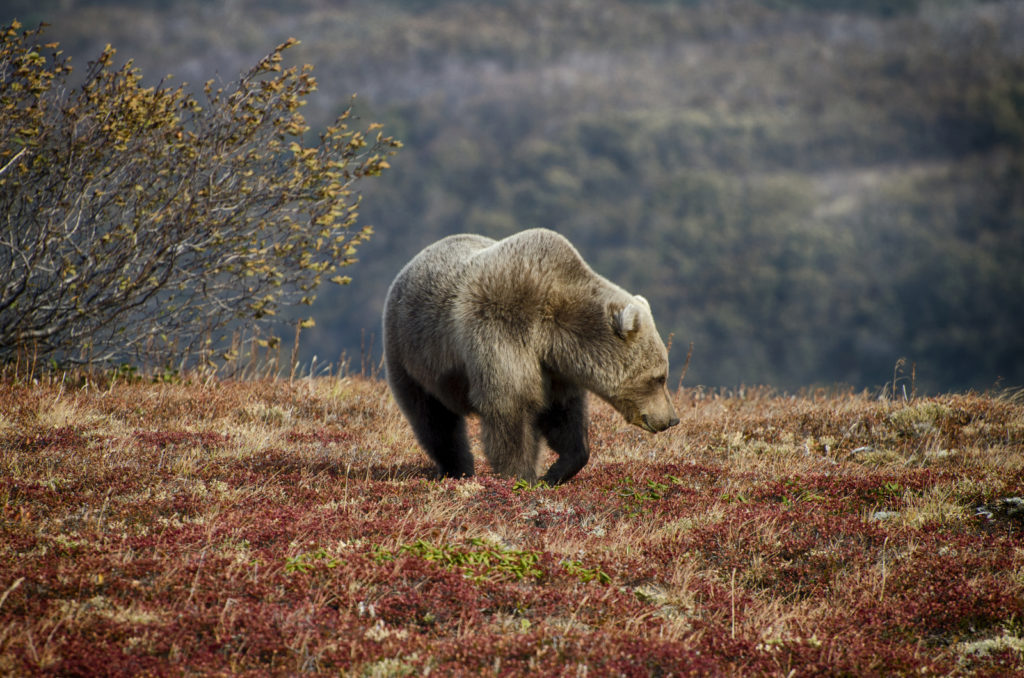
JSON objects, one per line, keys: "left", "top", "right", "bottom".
{"left": 651, "top": 375, "right": 666, "bottom": 387}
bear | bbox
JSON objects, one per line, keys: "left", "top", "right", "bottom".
{"left": 382, "top": 228, "right": 679, "bottom": 484}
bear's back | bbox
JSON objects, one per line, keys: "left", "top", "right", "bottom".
{"left": 388, "top": 233, "right": 494, "bottom": 306}
{"left": 466, "top": 229, "right": 593, "bottom": 290}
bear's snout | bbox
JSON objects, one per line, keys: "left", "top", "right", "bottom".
{"left": 637, "top": 389, "right": 680, "bottom": 433}
{"left": 612, "top": 390, "right": 679, "bottom": 434}
{"left": 640, "top": 412, "right": 680, "bottom": 433}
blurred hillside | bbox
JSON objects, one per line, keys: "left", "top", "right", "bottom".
{"left": 9, "top": 0, "right": 1024, "bottom": 392}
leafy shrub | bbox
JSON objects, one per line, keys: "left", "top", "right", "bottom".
{"left": 0, "top": 22, "right": 400, "bottom": 369}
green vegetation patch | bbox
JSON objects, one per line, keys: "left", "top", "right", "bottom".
{"left": 376, "top": 538, "right": 545, "bottom": 583}
{"left": 374, "top": 538, "right": 611, "bottom": 585}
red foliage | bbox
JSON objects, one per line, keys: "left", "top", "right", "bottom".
{"left": 133, "top": 430, "right": 230, "bottom": 449}
{"left": 2, "top": 379, "right": 1022, "bottom": 675}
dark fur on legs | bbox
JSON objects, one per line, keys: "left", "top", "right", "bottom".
{"left": 538, "top": 393, "right": 590, "bottom": 484}
{"left": 387, "top": 361, "right": 474, "bottom": 478}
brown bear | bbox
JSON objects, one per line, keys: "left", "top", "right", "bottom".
{"left": 382, "top": 228, "right": 679, "bottom": 484}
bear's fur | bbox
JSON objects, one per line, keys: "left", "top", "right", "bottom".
{"left": 382, "top": 228, "right": 679, "bottom": 484}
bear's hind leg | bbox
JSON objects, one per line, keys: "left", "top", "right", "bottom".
{"left": 388, "top": 364, "right": 474, "bottom": 478}
{"left": 538, "top": 394, "right": 590, "bottom": 485}
{"left": 418, "top": 402, "right": 474, "bottom": 479}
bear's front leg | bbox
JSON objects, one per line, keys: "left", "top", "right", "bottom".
{"left": 468, "top": 345, "right": 547, "bottom": 481}
{"left": 537, "top": 393, "right": 590, "bottom": 485}
{"left": 480, "top": 414, "right": 542, "bottom": 482}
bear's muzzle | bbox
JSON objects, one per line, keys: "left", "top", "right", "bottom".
{"left": 640, "top": 412, "right": 680, "bottom": 433}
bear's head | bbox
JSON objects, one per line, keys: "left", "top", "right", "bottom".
{"left": 602, "top": 296, "right": 680, "bottom": 433}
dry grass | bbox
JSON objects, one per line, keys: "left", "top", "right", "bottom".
{"left": 1, "top": 376, "right": 1023, "bottom": 675}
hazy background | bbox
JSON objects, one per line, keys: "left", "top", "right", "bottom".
{"left": 8, "top": 0, "right": 1023, "bottom": 393}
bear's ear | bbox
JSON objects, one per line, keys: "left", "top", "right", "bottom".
{"left": 612, "top": 303, "right": 642, "bottom": 340}
{"left": 633, "top": 295, "right": 651, "bottom": 311}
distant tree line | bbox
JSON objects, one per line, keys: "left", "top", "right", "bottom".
{"left": 11, "top": 0, "right": 1024, "bottom": 392}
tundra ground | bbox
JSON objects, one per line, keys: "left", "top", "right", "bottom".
{"left": 2, "top": 377, "right": 1022, "bottom": 675}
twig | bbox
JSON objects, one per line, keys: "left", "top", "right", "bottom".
{"left": 187, "top": 550, "right": 207, "bottom": 603}
{"left": 879, "top": 536, "right": 889, "bottom": 602}
{"left": 0, "top": 147, "right": 27, "bottom": 176}
{"left": 564, "top": 594, "right": 590, "bottom": 634}
{"left": 730, "top": 567, "right": 737, "bottom": 639}
{"left": 891, "top": 357, "right": 906, "bottom": 401}
{"left": 290, "top": 321, "right": 302, "bottom": 382}
{"left": 0, "top": 577, "right": 24, "bottom": 612}
{"left": 677, "top": 341, "right": 694, "bottom": 393}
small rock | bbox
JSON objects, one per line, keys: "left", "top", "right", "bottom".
{"left": 974, "top": 497, "right": 1024, "bottom": 523}
{"left": 997, "top": 497, "right": 1024, "bottom": 516}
